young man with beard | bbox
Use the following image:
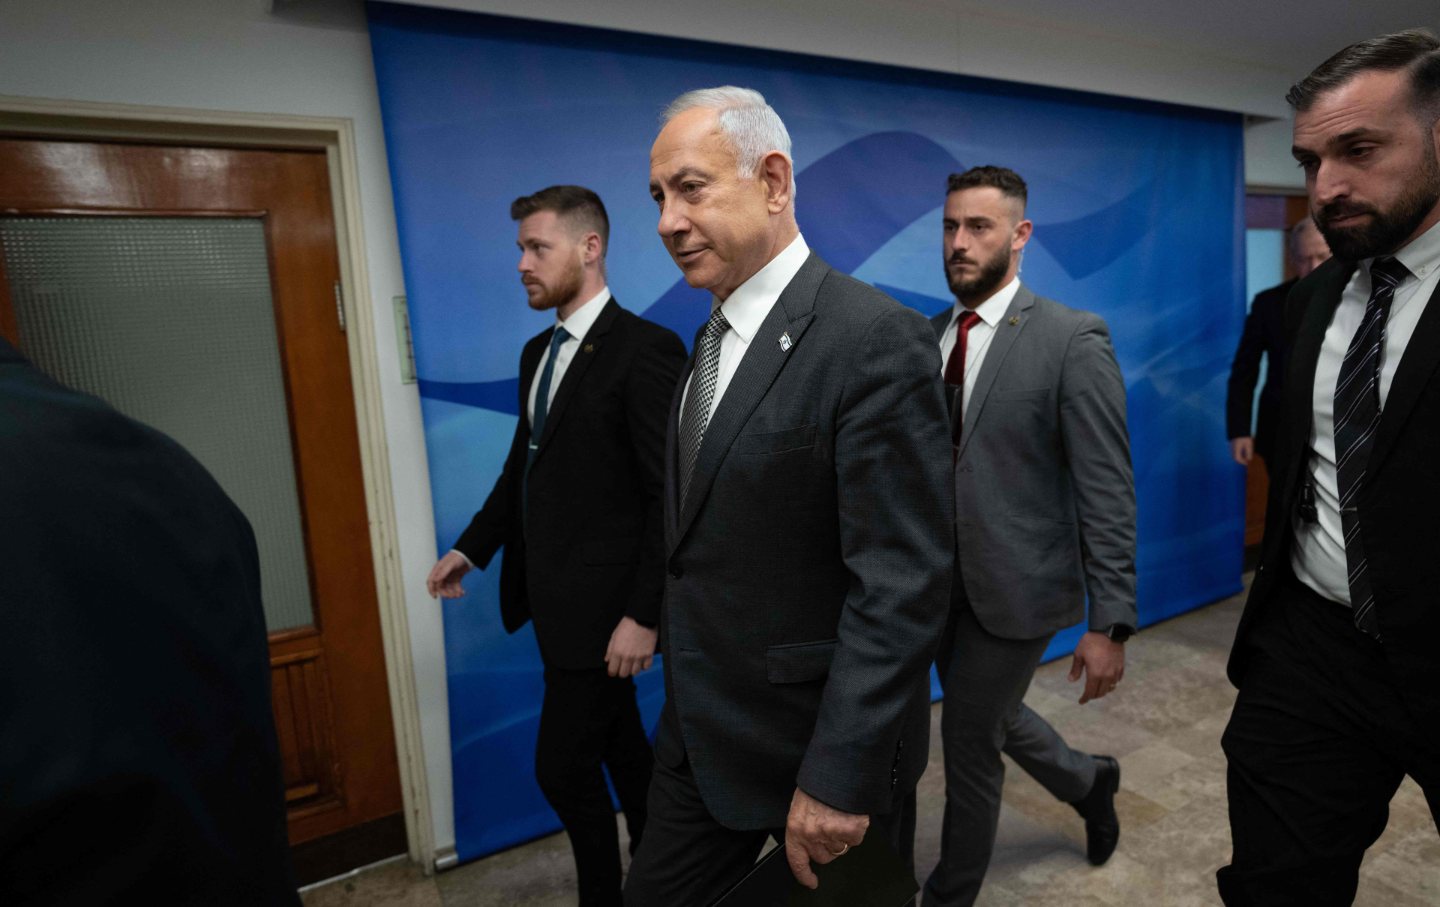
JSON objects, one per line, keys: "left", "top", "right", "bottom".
{"left": 923, "top": 167, "right": 1137, "bottom": 907}
{"left": 427, "top": 186, "right": 685, "bottom": 907}
{"left": 1218, "top": 29, "right": 1440, "bottom": 906}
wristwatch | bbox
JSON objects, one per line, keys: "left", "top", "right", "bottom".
{"left": 1104, "top": 624, "right": 1135, "bottom": 643}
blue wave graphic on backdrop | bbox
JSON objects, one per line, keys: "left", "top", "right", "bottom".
{"left": 415, "top": 130, "right": 1157, "bottom": 416}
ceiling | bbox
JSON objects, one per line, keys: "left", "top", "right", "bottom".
{"left": 399, "top": 0, "right": 1437, "bottom": 119}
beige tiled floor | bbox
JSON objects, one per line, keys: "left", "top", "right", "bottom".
{"left": 304, "top": 583, "right": 1437, "bottom": 906}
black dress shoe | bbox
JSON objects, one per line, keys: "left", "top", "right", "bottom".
{"left": 1071, "top": 755, "right": 1120, "bottom": 866}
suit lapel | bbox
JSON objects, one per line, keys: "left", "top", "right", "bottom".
{"left": 517, "top": 330, "right": 548, "bottom": 444}
{"left": 1369, "top": 277, "right": 1440, "bottom": 477}
{"left": 532, "top": 299, "right": 617, "bottom": 459}
{"left": 673, "top": 253, "right": 824, "bottom": 543}
{"left": 1274, "top": 262, "right": 1352, "bottom": 536}
{"left": 955, "top": 286, "right": 1035, "bottom": 459}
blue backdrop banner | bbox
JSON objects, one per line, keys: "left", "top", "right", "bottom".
{"left": 367, "top": 2, "right": 1247, "bottom": 863}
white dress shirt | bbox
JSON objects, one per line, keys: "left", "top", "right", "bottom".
{"left": 527, "top": 286, "right": 611, "bottom": 428}
{"left": 938, "top": 276, "right": 1022, "bottom": 415}
{"left": 1291, "top": 221, "right": 1440, "bottom": 605}
{"left": 681, "top": 234, "right": 810, "bottom": 422}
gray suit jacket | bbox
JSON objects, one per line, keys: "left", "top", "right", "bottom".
{"left": 930, "top": 284, "right": 1136, "bottom": 640}
{"left": 659, "top": 252, "right": 954, "bottom": 830}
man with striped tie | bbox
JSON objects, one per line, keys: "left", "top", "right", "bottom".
{"left": 1219, "top": 29, "right": 1440, "bottom": 906}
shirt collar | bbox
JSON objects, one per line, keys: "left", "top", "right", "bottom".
{"left": 715, "top": 234, "right": 810, "bottom": 344}
{"left": 557, "top": 286, "right": 611, "bottom": 341}
{"left": 951, "top": 275, "right": 1021, "bottom": 328}
{"left": 1383, "top": 218, "right": 1440, "bottom": 283}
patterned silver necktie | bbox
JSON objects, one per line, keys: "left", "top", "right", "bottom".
{"left": 1333, "top": 256, "right": 1406, "bottom": 641}
{"left": 678, "top": 307, "right": 730, "bottom": 509}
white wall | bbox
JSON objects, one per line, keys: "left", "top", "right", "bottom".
{"left": 0, "top": 0, "right": 455, "bottom": 857}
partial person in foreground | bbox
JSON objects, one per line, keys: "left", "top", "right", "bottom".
{"left": 1219, "top": 28, "right": 1440, "bottom": 906}
{"left": 623, "top": 86, "right": 953, "bottom": 905}
{"left": 1226, "top": 218, "right": 1331, "bottom": 468}
{"left": 427, "top": 186, "right": 684, "bottom": 907}
{"left": 0, "top": 336, "right": 299, "bottom": 905}
{"left": 923, "top": 166, "right": 1137, "bottom": 907}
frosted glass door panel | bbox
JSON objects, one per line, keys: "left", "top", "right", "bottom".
{"left": 1, "top": 216, "right": 315, "bottom": 632}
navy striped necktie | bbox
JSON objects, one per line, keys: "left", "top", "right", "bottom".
{"left": 1333, "top": 256, "right": 1407, "bottom": 640}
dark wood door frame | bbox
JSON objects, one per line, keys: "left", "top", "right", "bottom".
{"left": 0, "top": 98, "right": 433, "bottom": 868}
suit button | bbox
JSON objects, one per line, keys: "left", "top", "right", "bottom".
{"left": 669, "top": 563, "right": 683, "bottom": 579}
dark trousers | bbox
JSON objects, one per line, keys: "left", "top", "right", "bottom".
{"left": 923, "top": 596, "right": 1095, "bottom": 907}
{"left": 623, "top": 706, "right": 917, "bottom": 906}
{"left": 1218, "top": 573, "right": 1440, "bottom": 905}
{"left": 537, "top": 668, "right": 654, "bottom": 907}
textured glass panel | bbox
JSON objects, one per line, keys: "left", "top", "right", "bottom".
{"left": 1, "top": 217, "right": 315, "bottom": 632}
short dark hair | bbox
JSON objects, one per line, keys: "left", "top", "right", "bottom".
{"left": 510, "top": 185, "right": 610, "bottom": 253}
{"left": 946, "top": 166, "right": 1028, "bottom": 211}
{"left": 1287, "top": 28, "right": 1440, "bottom": 123}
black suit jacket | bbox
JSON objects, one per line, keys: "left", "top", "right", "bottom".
{"left": 658, "top": 252, "right": 954, "bottom": 830}
{"left": 1227, "top": 278, "right": 1297, "bottom": 462}
{"left": 454, "top": 299, "right": 685, "bottom": 670}
{"left": 0, "top": 339, "right": 298, "bottom": 905}
{"left": 1227, "top": 258, "right": 1440, "bottom": 747}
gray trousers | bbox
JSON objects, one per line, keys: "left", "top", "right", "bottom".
{"left": 923, "top": 595, "right": 1097, "bottom": 907}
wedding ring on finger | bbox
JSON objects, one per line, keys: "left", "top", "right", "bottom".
{"left": 827, "top": 843, "right": 850, "bottom": 857}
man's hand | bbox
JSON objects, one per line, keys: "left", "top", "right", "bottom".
{"left": 784, "top": 788, "right": 869, "bottom": 889}
{"left": 604, "top": 616, "right": 657, "bottom": 678}
{"left": 426, "top": 551, "right": 471, "bottom": 599}
{"left": 1068, "top": 631, "right": 1125, "bottom": 704}
{"left": 1230, "top": 436, "right": 1254, "bottom": 466}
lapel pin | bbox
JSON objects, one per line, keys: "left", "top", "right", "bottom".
{"left": 1008, "top": 316, "right": 1020, "bottom": 326}
{"left": 583, "top": 343, "right": 595, "bottom": 353}
{"left": 779, "top": 331, "right": 793, "bottom": 352}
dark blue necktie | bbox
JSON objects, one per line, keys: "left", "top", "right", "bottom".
{"left": 527, "top": 325, "right": 570, "bottom": 472}
{"left": 1333, "top": 256, "right": 1406, "bottom": 641}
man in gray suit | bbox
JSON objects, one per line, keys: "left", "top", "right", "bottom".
{"left": 923, "top": 166, "right": 1138, "bottom": 907}
{"left": 623, "top": 86, "right": 954, "bottom": 905}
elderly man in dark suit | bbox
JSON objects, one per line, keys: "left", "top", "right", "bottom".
{"left": 1226, "top": 218, "right": 1330, "bottom": 467}
{"left": 923, "top": 166, "right": 1137, "bottom": 907}
{"left": 0, "top": 337, "right": 298, "bottom": 905}
{"left": 1219, "top": 29, "right": 1440, "bottom": 906}
{"left": 427, "top": 186, "right": 685, "bottom": 907}
{"left": 622, "top": 86, "right": 953, "bottom": 905}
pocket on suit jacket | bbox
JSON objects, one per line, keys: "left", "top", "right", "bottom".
{"left": 580, "top": 537, "right": 640, "bottom": 565}
{"left": 735, "top": 423, "right": 817, "bottom": 454}
{"left": 766, "top": 638, "right": 838, "bottom": 684}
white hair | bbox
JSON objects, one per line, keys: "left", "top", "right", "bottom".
{"left": 662, "top": 86, "right": 796, "bottom": 197}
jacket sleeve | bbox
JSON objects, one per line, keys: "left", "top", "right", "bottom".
{"left": 1226, "top": 299, "right": 1265, "bottom": 439}
{"left": 452, "top": 395, "right": 530, "bottom": 569}
{"left": 623, "top": 326, "right": 687, "bottom": 626}
{"left": 1059, "top": 314, "right": 1138, "bottom": 631}
{"left": 796, "top": 304, "right": 954, "bottom": 815}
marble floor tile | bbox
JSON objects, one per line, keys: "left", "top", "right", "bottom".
{"left": 305, "top": 581, "right": 1438, "bottom": 907}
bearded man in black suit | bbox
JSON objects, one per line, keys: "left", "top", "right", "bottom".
{"left": 1220, "top": 29, "right": 1440, "bottom": 906}
{"left": 428, "top": 186, "right": 685, "bottom": 907}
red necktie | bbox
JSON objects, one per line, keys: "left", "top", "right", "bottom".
{"left": 944, "top": 311, "right": 982, "bottom": 443}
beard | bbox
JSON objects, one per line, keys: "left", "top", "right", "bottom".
{"left": 946, "top": 244, "right": 1012, "bottom": 302}
{"left": 1315, "top": 141, "right": 1440, "bottom": 261}
{"left": 524, "top": 256, "right": 584, "bottom": 312}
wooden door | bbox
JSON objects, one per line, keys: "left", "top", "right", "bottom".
{"left": 0, "top": 138, "right": 403, "bottom": 873}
